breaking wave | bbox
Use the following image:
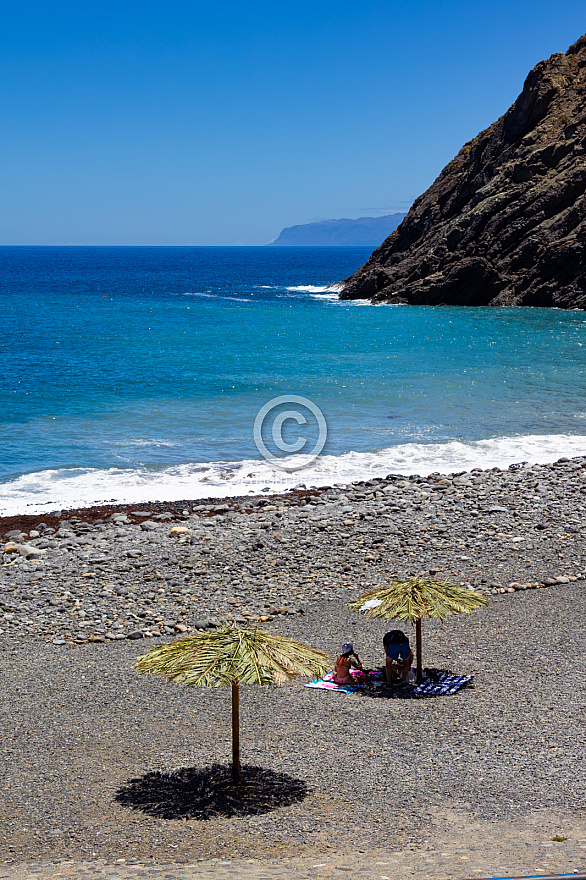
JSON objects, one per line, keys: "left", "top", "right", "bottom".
{"left": 2, "top": 433, "right": 585, "bottom": 516}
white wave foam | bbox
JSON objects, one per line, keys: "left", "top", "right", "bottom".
{"left": 114, "top": 438, "right": 179, "bottom": 448}
{"left": 283, "top": 283, "right": 379, "bottom": 306}
{"left": 309, "top": 292, "right": 341, "bottom": 301}
{"left": 2, "top": 433, "right": 586, "bottom": 516}
{"left": 285, "top": 285, "right": 332, "bottom": 292}
{"left": 183, "top": 292, "right": 249, "bottom": 302}
{"left": 285, "top": 283, "right": 347, "bottom": 303}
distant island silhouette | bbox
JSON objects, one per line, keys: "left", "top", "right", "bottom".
{"left": 267, "top": 213, "right": 406, "bottom": 247}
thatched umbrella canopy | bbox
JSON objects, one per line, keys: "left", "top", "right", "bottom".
{"left": 135, "top": 624, "right": 329, "bottom": 783}
{"left": 348, "top": 577, "right": 487, "bottom": 683}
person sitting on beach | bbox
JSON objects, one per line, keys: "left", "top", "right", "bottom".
{"left": 333, "top": 642, "right": 367, "bottom": 685}
{"left": 383, "top": 630, "right": 414, "bottom": 684}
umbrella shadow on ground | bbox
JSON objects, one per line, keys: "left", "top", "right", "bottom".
{"left": 115, "top": 763, "right": 309, "bottom": 820}
{"left": 360, "top": 683, "right": 425, "bottom": 700}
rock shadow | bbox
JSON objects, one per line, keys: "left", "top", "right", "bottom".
{"left": 115, "top": 763, "right": 309, "bottom": 820}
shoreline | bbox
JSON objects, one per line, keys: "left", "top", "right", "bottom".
{"left": 4, "top": 433, "right": 586, "bottom": 520}
{"left": 3, "top": 441, "right": 586, "bottom": 529}
{"left": 1, "top": 453, "right": 585, "bottom": 646}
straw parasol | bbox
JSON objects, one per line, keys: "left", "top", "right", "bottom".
{"left": 349, "top": 577, "right": 487, "bottom": 682}
{"left": 135, "top": 624, "right": 329, "bottom": 784}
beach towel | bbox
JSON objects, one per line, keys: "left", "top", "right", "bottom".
{"left": 306, "top": 668, "right": 472, "bottom": 696}
{"left": 413, "top": 672, "right": 472, "bottom": 695}
{"left": 305, "top": 669, "right": 381, "bottom": 694}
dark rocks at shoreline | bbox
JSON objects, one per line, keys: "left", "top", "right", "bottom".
{"left": 339, "top": 34, "right": 586, "bottom": 309}
{"left": 1, "top": 455, "right": 585, "bottom": 645}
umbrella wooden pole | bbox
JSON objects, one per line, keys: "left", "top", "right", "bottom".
{"left": 416, "top": 618, "right": 423, "bottom": 684}
{"left": 231, "top": 680, "right": 241, "bottom": 785}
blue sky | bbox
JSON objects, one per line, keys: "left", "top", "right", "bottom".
{"left": 1, "top": 1, "right": 585, "bottom": 245}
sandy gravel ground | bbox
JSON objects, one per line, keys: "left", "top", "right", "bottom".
{"left": 0, "top": 580, "right": 584, "bottom": 868}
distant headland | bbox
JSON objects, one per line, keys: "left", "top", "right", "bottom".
{"left": 267, "top": 213, "right": 406, "bottom": 247}
{"left": 339, "top": 34, "right": 586, "bottom": 308}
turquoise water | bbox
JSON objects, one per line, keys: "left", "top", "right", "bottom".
{"left": 1, "top": 246, "right": 585, "bottom": 513}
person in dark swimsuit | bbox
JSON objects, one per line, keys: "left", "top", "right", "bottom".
{"left": 383, "top": 630, "right": 414, "bottom": 683}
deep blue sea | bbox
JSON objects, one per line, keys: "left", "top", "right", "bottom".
{"left": 2, "top": 246, "right": 586, "bottom": 515}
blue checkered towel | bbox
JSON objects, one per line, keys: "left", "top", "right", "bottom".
{"left": 414, "top": 673, "right": 472, "bottom": 695}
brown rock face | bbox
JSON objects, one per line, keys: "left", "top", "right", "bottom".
{"left": 339, "top": 35, "right": 586, "bottom": 308}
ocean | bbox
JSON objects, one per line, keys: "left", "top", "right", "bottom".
{"left": 1, "top": 245, "right": 585, "bottom": 516}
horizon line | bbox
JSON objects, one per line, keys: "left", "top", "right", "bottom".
{"left": 0, "top": 243, "right": 377, "bottom": 248}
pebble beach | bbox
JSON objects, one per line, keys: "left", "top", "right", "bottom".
{"left": 2, "top": 455, "right": 586, "bottom": 644}
{"left": 1, "top": 453, "right": 585, "bottom": 876}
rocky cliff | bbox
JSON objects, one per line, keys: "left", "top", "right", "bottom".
{"left": 339, "top": 35, "right": 586, "bottom": 308}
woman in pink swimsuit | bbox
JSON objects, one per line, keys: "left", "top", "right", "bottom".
{"left": 334, "top": 643, "right": 367, "bottom": 685}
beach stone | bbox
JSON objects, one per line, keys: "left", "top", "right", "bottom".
{"left": 16, "top": 544, "right": 46, "bottom": 559}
